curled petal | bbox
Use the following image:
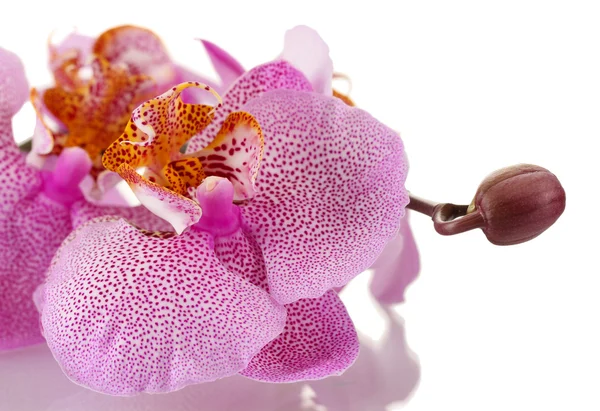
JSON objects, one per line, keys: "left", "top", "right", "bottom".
{"left": 199, "top": 39, "right": 245, "bottom": 90}
{"left": 117, "top": 164, "right": 202, "bottom": 234}
{"left": 242, "top": 90, "right": 409, "bottom": 304}
{"left": 192, "top": 111, "right": 263, "bottom": 201}
{"left": 186, "top": 61, "right": 312, "bottom": 152}
{"left": 48, "top": 30, "right": 94, "bottom": 89}
{"left": 43, "top": 56, "right": 154, "bottom": 162}
{"left": 281, "top": 26, "right": 333, "bottom": 95}
{"left": 370, "top": 212, "right": 420, "bottom": 304}
{"left": 102, "top": 82, "right": 220, "bottom": 173}
{"left": 29, "top": 88, "right": 59, "bottom": 156}
{"left": 173, "top": 65, "right": 222, "bottom": 104}
{"left": 38, "top": 218, "right": 287, "bottom": 395}
{"left": 240, "top": 290, "right": 359, "bottom": 382}
{"left": 94, "top": 25, "right": 176, "bottom": 87}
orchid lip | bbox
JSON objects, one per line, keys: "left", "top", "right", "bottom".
{"left": 102, "top": 82, "right": 263, "bottom": 234}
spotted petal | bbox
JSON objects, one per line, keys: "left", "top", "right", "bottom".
{"left": 242, "top": 90, "right": 409, "bottom": 304}
{"left": 94, "top": 25, "right": 176, "bottom": 87}
{"left": 38, "top": 218, "right": 287, "bottom": 395}
{"left": 0, "top": 47, "right": 28, "bottom": 151}
{"left": 192, "top": 111, "right": 263, "bottom": 201}
{"left": 1, "top": 48, "right": 73, "bottom": 348}
{"left": 186, "top": 61, "right": 312, "bottom": 152}
{"left": 370, "top": 212, "right": 420, "bottom": 304}
{"left": 281, "top": 25, "right": 333, "bottom": 95}
{"left": 214, "top": 229, "right": 358, "bottom": 382}
{"left": 240, "top": 290, "right": 358, "bottom": 382}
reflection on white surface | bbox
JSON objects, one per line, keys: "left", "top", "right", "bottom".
{"left": 0, "top": 305, "right": 419, "bottom": 411}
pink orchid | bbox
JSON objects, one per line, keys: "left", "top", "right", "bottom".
{"left": 36, "top": 54, "right": 408, "bottom": 394}
{"left": 0, "top": 46, "right": 170, "bottom": 351}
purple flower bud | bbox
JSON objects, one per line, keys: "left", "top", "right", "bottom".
{"left": 468, "top": 164, "right": 566, "bottom": 245}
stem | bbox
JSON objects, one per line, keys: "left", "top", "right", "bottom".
{"left": 407, "top": 193, "right": 485, "bottom": 236}
{"left": 407, "top": 194, "right": 438, "bottom": 217}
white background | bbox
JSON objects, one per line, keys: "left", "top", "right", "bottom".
{"left": 1, "top": 0, "right": 598, "bottom": 410}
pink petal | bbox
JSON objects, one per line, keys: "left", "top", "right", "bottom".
{"left": 241, "top": 90, "right": 409, "bottom": 304}
{"left": 214, "top": 230, "right": 358, "bottom": 382}
{"left": 118, "top": 164, "right": 203, "bottom": 235}
{"left": 48, "top": 31, "right": 94, "bottom": 90}
{"left": 240, "top": 290, "right": 359, "bottom": 382}
{"left": 70, "top": 201, "right": 174, "bottom": 231}
{"left": 370, "top": 211, "right": 421, "bottom": 304}
{"left": 42, "top": 147, "right": 91, "bottom": 207}
{"left": 199, "top": 39, "right": 245, "bottom": 90}
{"left": 29, "top": 90, "right": 57, "bottom": 156}
{"left": 93, "top": 25, "right": 176, "bottom": 87}
{"left": 0, "top": 47, "right": 29, "bottom": 149}
{"left": 0, "top": 194, "right": 72, "bottom": 351}
{"left": 48, "top": 31, "right": 94, "bottom": 60}
{"left": 0, "top": 48, "right": 74, "bottom": 350}
{"left": 281, "top": 25, "right": 333, "bottom": 95}
{"left": 186, "top": 60, "right": 312, "bottom": 152}
{"left": 38, "top": 218, "right": 286, "bottom": 395}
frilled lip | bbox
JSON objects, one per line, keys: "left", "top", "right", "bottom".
{"left": 28, "top": 25, "right": 247, "bottom": 205}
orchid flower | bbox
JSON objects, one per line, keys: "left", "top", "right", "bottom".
{"left": 36, "top": 54, "right": 409, "bottom": 394}
{"left": 195, "top": 24, "right": 422, "bottom": 305}
{"left": 0, "top": 41, "right": 174, "bottom": 350}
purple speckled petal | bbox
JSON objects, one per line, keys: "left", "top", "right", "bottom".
{"left": 370, "top": 212, "right": 420, "bottom": 304}
{"left": 38, "top": 218, "right": 287, "bottom": 395}
{"left": 186, "top": 60, "right": 312, "bottom": 152}
{"left": 70, "top": 200, "right": 174, "bottom": 231}
{"left": 240, "top": 290, "right": 359, "bottom": 382}
{"left": 1, "top": 47, "right": 73, "bottom": 350}
{"left": 1, "top": 195, "right": 72, "bottom": 350}
{"left": 214, "top": 228, "right": 358, "bottom": 382}
{"left": 241, "top": 90, "right": 408, "bottom": 304}
{"left": 0, "top": 47, "right": 29, "bottom": 150}
{"left": 281, "top": 26, "right": 333, "bottom": 95}
{"left": 200, "top": 39, "right": 245, "bottom": 90}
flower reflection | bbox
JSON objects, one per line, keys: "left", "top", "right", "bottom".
{"left": 0, "top": 307, "right": 419, "bottom": 411}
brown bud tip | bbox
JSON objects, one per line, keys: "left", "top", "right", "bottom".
{"left": 469, "top": 164, "right": 566, "bottom": 245}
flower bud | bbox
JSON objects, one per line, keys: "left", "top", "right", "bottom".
{"left": 468, "top": 164, "right": 566, "bottom": 245}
